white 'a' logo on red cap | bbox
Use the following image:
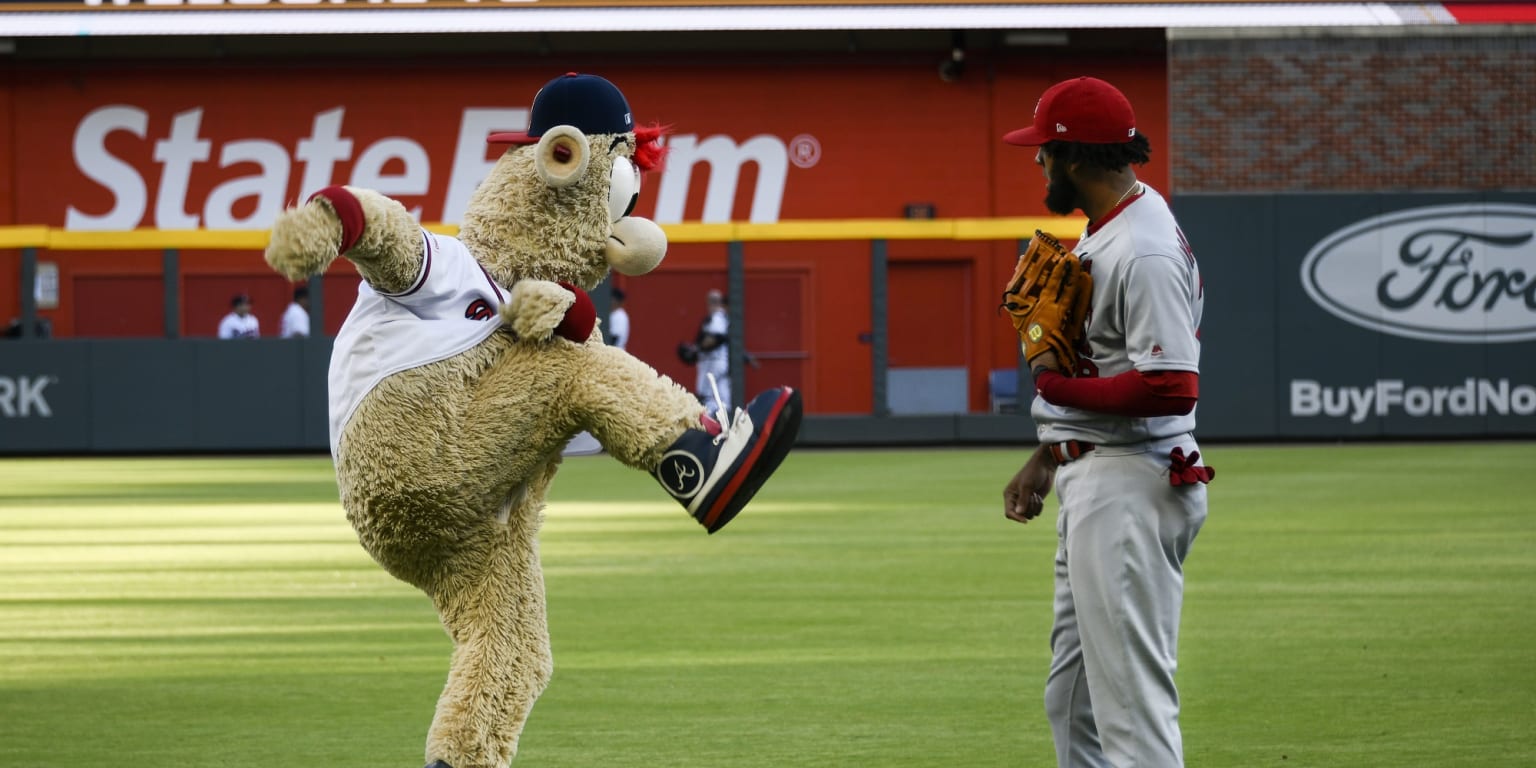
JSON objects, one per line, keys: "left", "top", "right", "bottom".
{"left": 1056, "top": 123, "right": 1067, "bottom": 133}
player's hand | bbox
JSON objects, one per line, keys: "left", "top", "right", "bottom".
{"left": 1029, "top": 349, "right": 1064, "bottom": 376}
{"left": 1004, "top": 445, "right": 1058, "bottom": 525}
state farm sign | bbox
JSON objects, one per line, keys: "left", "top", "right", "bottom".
{"left": 1300, "top": 203, "right": 1536, "bottom": 343}
{"left": 65, "top": 104, "right": 814, "bottom": 230}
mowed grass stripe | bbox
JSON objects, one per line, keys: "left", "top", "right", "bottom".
{"left": 1, "top": 445, "right": 1533, "bottom": 767}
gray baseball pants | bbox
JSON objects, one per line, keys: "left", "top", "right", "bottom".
{"left": 1044, "top": 434, "right": 1208, "bottom": 768}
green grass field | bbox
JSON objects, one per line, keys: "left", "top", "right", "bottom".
{"left": 2, "top": 444, "right": 1534, "bottom": 767}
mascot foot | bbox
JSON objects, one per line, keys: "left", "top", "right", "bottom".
{"left": 424, "top": 762, "right": 453, "bottom": 768}
{"left": 653, "top": 387, "right": 802, "bottom": 533}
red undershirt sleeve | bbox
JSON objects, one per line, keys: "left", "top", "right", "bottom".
{"left": 1034, "top": 368, "right": 1199, "bottom": 417}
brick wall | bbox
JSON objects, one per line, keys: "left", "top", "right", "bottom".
{"left": 1170, "top": 33, "right": 1536, "bottom": 193}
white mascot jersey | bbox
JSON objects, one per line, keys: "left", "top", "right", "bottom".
{"left": 328, "top": 229, "right": 510, "bottom": 456}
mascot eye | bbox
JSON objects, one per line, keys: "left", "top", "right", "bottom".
{"left": 608, "top": 155, "right": 640, "bottom": 223}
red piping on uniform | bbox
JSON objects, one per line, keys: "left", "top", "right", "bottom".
{"left": 477, "top": 263, "right": 505, "bottom": 302}
{"left": 393, "top": 233, "right": 433, "bottom": 297}
{"left": 1084, "top": 186, "right": 1145, "bottom": 236}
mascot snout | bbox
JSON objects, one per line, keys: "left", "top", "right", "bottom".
{"left": 608, "top": 216, "right": 666, "bottom": 276}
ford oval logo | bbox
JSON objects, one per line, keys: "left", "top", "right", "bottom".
{"left": 1300, "top": 203, "right": 1536, "bottom": 343}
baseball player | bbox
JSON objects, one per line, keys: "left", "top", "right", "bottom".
{"left": 695, "top": 287, "right": 732, "bottom": 416}
{"left": 280, "top": 285, "right": 311, "bottom": 338}
{"left": 217, "top": 293, "right": 259, "bottom": 339}
{"left": 999, "top": 76, "right": 1213, "bottom": 768}
{"left": 607, "top": 286, "right": 630, "bottom": 350}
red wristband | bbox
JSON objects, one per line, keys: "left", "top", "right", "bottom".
{"left": 308, "top": 186, "right": 364, "bottom": 255}
{"left": 554, "top": 282, "right": 596, "bottom": 342}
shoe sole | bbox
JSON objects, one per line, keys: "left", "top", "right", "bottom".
{"left": 699, "top": 387, "right": 803, "bottom": 533}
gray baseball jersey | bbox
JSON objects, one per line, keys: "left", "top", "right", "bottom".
{"left": 1033, "top": 182, "right": 1210, "bottom": 768}
{"left": 1033, "top": 184, "right": 1204, "bottom": 446}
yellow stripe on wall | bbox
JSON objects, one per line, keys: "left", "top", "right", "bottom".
{"left": 0, "top": 217, "right": 1087, "bottom": 250}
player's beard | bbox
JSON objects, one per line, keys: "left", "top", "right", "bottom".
{"left": 1043, "top": 162, "right": 1080, "bottom": 216}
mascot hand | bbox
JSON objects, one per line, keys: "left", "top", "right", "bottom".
{"left": 503, "top": 280, "right": 596, "bottom": 342}
{"left": 264, "top": 186, "right": 363, "bottom": 281}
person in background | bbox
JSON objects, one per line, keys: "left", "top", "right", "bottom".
{"left": 280, "top": 285, "right": 311, "bottom": 338}
{"left": 218, "top": 293, "right": 260, "bottom": 339}
{"left": 694, "top": 288, "right": 731, "bottom": 415}
{"left": 607, "top": 287, "right": 630, "bottom": 350}
{"left": 3, "top": 316, "right": 52, "bottom": 339}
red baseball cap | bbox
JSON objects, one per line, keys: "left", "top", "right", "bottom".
{"left": 1003, "top": 76, "right": 1137, "bottom": 146}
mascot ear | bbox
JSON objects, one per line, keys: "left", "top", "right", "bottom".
{"left": 535, "top": 126, "right": 591, "bottom": 189}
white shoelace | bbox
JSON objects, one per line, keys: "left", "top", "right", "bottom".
{"left": 706, "top": 372, "right": 733, "bottom": 445}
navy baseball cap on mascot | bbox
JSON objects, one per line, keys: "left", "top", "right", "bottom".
{"left": 488, "top": 72, "right": 634, "bottom": 145}
{"left": 482, "top": 71, "right": 667, "bottom": 278}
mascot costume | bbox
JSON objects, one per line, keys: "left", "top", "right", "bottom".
{"left": 263, "top": 72, "right": 802, "bottom": 768}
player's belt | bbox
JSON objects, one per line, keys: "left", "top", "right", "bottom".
{"left": 1049, "top": 440, "right": 1095, "bottom": 465}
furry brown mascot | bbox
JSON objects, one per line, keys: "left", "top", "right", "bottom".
{"left": 263, "top": 72, "right": 802, "bottom": 768}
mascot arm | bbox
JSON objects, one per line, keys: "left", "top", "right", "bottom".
{"left": 502, "top": 280, "right": 596, "bottom": 343}
{"left": 264, "top": 185, "right": 424, "bottom": 295}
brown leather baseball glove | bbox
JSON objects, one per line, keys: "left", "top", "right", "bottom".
{"left": 999, "top": 230, "right": 1094, "bottom": 372}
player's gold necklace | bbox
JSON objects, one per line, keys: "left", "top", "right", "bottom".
{"left": 1090, "top": 182, "right": 1142, "bottom": 228}
{"left": 1112, "top": 181, "right": 1141, "bottom": 209}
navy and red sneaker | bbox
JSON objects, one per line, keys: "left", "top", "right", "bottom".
{"left": 653, "top": 387, "right": 803, "bottom": 533}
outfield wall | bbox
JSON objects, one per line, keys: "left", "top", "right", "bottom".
{"left": 1183, "top": 192, "right": 1536, "bottom": 440}
{"left": 0, "top": 338, "right": 331, "bottom": 453}
{"left": 0, "top": 336, "right": 1045, "bottom": 453}
{"left": 3, "top": 192, "right": 1535, "bottom": 453}
{"left": 0, "top": 335, "right": 1044, "bottom": 454}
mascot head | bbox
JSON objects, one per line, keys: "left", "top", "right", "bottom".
{"left": 459, "top": 72, "right": 668, "bottom": 290}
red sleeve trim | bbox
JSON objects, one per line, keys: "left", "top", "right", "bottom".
{"left": 1035, "top": 368, "right": 1198, "bottom": 417}
{"left": 308, "top": 185, "right": 364, "bottom": 255}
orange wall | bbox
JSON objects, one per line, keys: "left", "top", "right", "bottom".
{"left": 0, "top": 66, "right": 12, "bottom": 227}
{"left": 2, "top": 50, "right": 1167, "bottom": 413}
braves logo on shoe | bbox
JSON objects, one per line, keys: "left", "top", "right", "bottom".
{"left": 657, "top": 450, "right": 706, "bottom": 499}
{"left": 652, "top": 387, "right": 802, "bottom": 533}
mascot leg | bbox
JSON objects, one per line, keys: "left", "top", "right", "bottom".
{"left": 420, "top": 474, "right": 555, "bottom": 768}
{"left": 570, "top": 345, "right": 803, "bottom": 534}
{"left": 340, "top": 351, "right": 561, "bottom": 768}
